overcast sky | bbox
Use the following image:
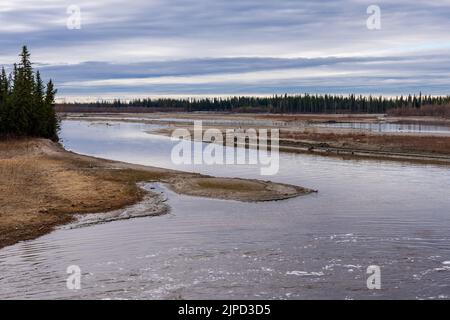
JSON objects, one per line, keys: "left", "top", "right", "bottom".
{"left": 1, "top": 0, "right": 450, "bottom": 100}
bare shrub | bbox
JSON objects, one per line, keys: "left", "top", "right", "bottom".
{"left": 387, "top": 104, "right": 450, "bottom": 118}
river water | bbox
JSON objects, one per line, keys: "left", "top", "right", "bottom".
{"left": 0, "top": 120, "right": 449, "bottom": 300}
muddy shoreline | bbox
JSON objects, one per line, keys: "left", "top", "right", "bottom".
{"left": 0, "top": 139, "right": 312, "bottom": 249}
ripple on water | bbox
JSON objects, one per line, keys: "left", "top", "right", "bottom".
{"left": 1, "top": 120, "right": 450, "bottom": 299}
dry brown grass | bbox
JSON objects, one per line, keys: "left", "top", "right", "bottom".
{"left": 387, "top": 105, "right": 450, "bottom": 118}
{"left": 196, "top": 178, "right": 265, "bottom": 191}
{"left": 0, "top": 141, "right": 156, "bottom": 249}
{"left": 279, "top": 130, "right": 450, "bottom": 155}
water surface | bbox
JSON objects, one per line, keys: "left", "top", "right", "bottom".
{"left": 0, "top": 120, "right": 449, "bottom": 299}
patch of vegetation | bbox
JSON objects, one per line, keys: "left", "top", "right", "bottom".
{"left": 387, "top": 104, "right": 450, "bottom": 118}
{"left": 196, "top": 178, "right": 264, "bottom": 191}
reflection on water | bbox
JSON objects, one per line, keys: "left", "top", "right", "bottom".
{"left": 315, "top": 122, "right": 450, "bottom": 135}
{"left": 0, "top": 120, "right": 450, "bottom": 299}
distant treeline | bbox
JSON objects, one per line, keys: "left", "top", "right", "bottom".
{"left": 57, "top": 94, "right": 450, "bottom": 114}
{"left": 0, "top": 46, "right": 58, "bottom": 141}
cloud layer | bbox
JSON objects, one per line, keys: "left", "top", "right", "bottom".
{"left": 1, "top": 0, "right": 450, "bottom": 100}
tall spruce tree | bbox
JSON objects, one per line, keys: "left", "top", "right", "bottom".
{"left": 0, "top": 67, "right": 8, "bottom": 133}
{"left": 44, "top": 79, "right": 59, "bottom": 141}
{"left": 32, "top": 71, "right": 45, "bottom": 136}
{"left": 11, "top": 46, "right": 33, "bottom": 135}
{"left": 0, "top": 46, "right": 59, "bottom": 140}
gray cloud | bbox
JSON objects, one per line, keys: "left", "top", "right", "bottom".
{"left": 1, "top": 0, "right": 450, "bottom": 99}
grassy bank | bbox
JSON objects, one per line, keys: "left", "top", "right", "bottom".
{"left": 0, "top": 139, "right": 312, "bottom": 249}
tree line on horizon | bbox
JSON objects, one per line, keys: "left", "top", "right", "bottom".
{"left": 59, "top": 93, "right": 450, "bottom": 114}
{"left": 0, "top": 46, "right": 59, "bottom": 141}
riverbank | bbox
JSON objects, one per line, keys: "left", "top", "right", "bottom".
{"left": 149, "top": 124, "right": 450, "bottom": 163}
{"left": 0, "top": 139, "right": 312, "bottom": 249}
{"left": 62, "top": 112, "right": 450, "bottom": 126}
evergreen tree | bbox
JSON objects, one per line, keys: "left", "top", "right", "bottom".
{"left": 0, "top": 67, "right": 8, "bottom": 133}
{"left": 32, "top": 71, "right": 45, "bottom": 136}
{"left": 0, "top": 46, "right": 59, "bottom": 141}
{"left": 10, "top": 47, "right": 34, "bottom": 135}
{"left": 44, "top": 79, "right": 59, "bottom": 141}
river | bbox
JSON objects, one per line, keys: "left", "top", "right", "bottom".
{"left": 0, "top": 119, "right": 449, "bottom": 299}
